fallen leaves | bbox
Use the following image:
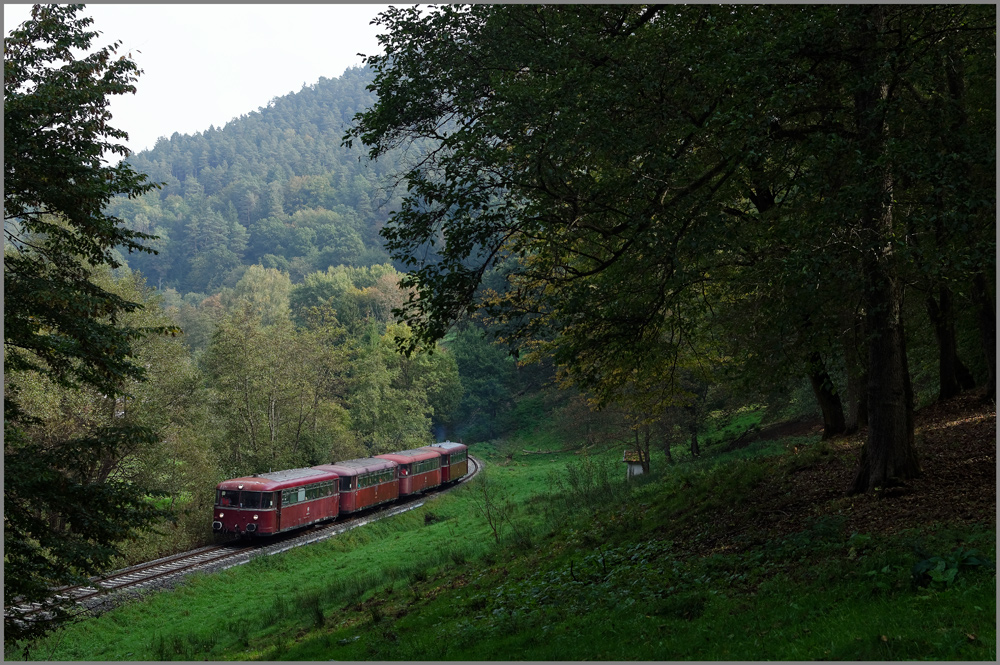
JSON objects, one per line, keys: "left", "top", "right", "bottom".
{"left": 671, "top": 389, "right": 995, "bottom": 553}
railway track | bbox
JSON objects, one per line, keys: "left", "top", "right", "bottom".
{"left": 7, "top": 455, "right": 482, "bottom": 624}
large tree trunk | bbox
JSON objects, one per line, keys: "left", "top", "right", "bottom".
{"left": 940, "top": 43, "right": 994, "bottom": 402}
{"left": 848, "top": 5, "right": 920, "bottom": 494}
{"left": 807, "top": 351, "right": 846, "bottom": 439}
{"left": 689, "top": 428, "right": 700, "bottom": 458}
{"left": 971, "top": 272, "right": 996, "bottom": 401}
{"left": 926, "top": 286, "right": 976, "bottom": 400}
{"left": 840, "top": 311, "right": 868, "bottom": 434}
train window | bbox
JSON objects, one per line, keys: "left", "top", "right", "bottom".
{"left": 399, "top": 464, "right": 410, "bottom": 477}
{"left": 340, "top": 476, "right": 353, "bottom": 491}
{"left": 412, "top": 458, "right": 439, "bottom": 475}
{"left": 261, "top": 493, "right": 274, "bottom": 509}
{"left": 298, "top": 487, "right": 306, "bottom": 502}
{"left": 242, "top": 492, "right": 262, "bottom": 509}
{"left": 217, "top": 489, "right": 239, "bottom": 506}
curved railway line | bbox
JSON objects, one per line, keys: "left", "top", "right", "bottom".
{"left": 7, "top": 455, "right": 482, "bottom": 625}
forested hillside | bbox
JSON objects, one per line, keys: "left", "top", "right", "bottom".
{"left": 107, "top": 66, "right": 400, "bottom": 296}
{"left": 97, "top": 62, "right": 550, "bottom": 462}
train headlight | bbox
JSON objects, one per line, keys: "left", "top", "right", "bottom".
{"left": 253, "top": 514, "right": 259, "bottom": 520}
{"left": 219, "top": 512, "right": 224, "bottom": 518}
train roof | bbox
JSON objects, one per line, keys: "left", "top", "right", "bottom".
{"left": 375, "top": 447, "right": 441, "bottom": 463}
{"left": 425, "top": 441, "right": 468, "bottom": 453}
{"left": 313, "top": 457, "right": 397, "bottom": 476}
{"left": 216, "top": 467, "right": 338, "bottom": 491}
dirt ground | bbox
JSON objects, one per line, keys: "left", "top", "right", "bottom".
{"left": 683, "top": 390, "right": 996, "bottom": 551}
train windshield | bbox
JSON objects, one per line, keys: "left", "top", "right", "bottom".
{"left": 216, "top": 489, "right": 239, "bottom": 506}
{"left": 241, "top": 491, "right": 263, "bottom": 509}
{"left": 216, "top": 490, "right": 270, "bottom": 508}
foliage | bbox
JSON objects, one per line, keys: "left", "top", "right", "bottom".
{"left": 467, "top": 469, "right": 531, "bottom": 548}
{"left": 443, "top": 322, "right": 518, "bottom": 440}
{"left": 345, "top": 323, "right": 457, "bottom": 455}
{"left": 4, "top": 3, "right": 165, "bottom": 411}
{"left": 349, "top": 4, "right": 995, "bottom": 492}
{"left": 202, "top": 288, "right": 359, "bottom": 476}
{"left": 103, "top": 67, "right": 406, "bottom": 294}
{"left": 911, "top": 547, "right": 994, "bottom": 589}
{"left": 3, "top": 5, "right": 174, "bottom": 646}
{"left": 547, "top": 453, "right": 631, "bottom": 511}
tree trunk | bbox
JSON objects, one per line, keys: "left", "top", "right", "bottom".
{"left": 971, "top": 272, "right": 996, "bottom": 401}
{"left": 848, "top": 5, "right": 920, "bottom": 494}
{"left": 926, "top": 286, "right": 976, "bottom": 400}
{"left": 807, "top": 351, "right": 846, "bottom": 439}
{"left": 940, "top": 44, "right": 993, "bottom": 402}
{"left": 840, "top": 311, "right": 867, "bottom": 434}
{"left": 683, "top": 383, "right": 707, "bottom": 458}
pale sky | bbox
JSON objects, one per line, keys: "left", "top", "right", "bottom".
{"left": 3, "top": 4, "right": 394, "bottom": 154}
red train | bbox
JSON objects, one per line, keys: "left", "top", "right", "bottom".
{"left": 212, "top": 442, "right": 469, "bottom": 537}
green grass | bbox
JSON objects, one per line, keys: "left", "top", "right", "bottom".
{"left": 10, "top": 417, "right": 995, "bottom": 661}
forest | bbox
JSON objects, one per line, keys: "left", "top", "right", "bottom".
{"left": 4, "top": 4, "right": 995, "bottom": 656}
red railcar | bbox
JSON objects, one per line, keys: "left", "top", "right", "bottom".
{"left": 213, "top": 467, "right": 340, "bottom": 537}
{"left": 375, "top": 448, "right": 443, "bottom": 496}
{"left": 421, "top": 441, "right": 469, "bottom": 483}
{"left": 312, "top": 458, "right": 399, "bottom": 514}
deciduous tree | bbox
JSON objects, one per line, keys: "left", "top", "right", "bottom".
{"left": 4, "top": 4, "right": 171, "bottom": 645}
{"left": 348, "top": 4, "right": 994, "bottom": 494}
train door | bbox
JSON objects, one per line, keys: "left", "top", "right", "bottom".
{"left": 274, "top": 491, "right": 282, "bottom": 532}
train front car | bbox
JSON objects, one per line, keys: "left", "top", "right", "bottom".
{"left": 313, "top": 458, "right": 399, "bottom": 514}
{"left": 421, "top": 441, "right": 469, "bottom": 483}
{"left": 375, "top": 448, "right": 443, "bottom": 496}
{"left": 213, "top": 467, "right": 339, "bottom": 537}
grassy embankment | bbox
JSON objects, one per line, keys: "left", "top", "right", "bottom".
{"left": 11, "top": 397, "right": 996, "bottom": 661}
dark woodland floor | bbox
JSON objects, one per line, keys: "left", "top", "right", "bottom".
{"left": 675, "top": 390, "right": 996, "bottom": 553}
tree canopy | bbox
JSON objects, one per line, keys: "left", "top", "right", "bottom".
{"left": 4, "top": 4, "right": 173, "bottom": 644}
{"left": 347, "top": 4, "right": 995, "bottom": 492}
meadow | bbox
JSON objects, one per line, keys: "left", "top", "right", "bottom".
{"left": 11, "top": 395, "right": 995, "bottom": 661}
